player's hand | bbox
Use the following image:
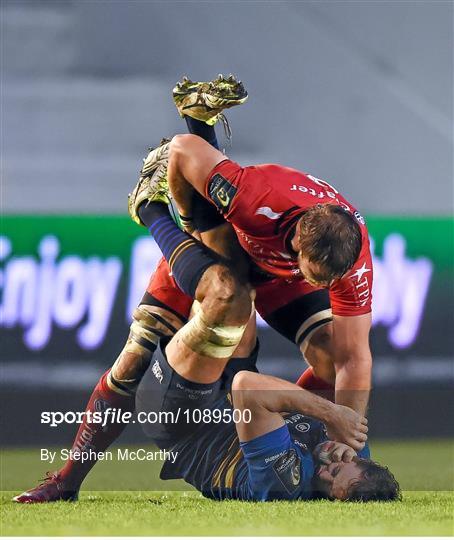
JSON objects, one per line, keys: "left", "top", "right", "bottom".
{"left": 177, "top": 214, "right": 202, "bottom": 240}
{"left": 179, "top": 214, "right": 196, "bottom": 235}
{"left": 325, "top": 404, "right": 368, "bottom": 451}
{"left": 314, "top": 440, "right": 357, "bottom": 464}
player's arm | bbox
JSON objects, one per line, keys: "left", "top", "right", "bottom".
{"left": 331, "top": 313, "right": 372, "bottom": 416}
{"left": 167, "top": 134, "right": 227, "bottom": 220}
{"left": 231, "top": 371, "right": 368, "bottom": 450}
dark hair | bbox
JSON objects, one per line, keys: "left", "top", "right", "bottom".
{"left": 298, "top": 204, "right": 362, "bottom": 282}
{"left": 346, "top": 458, "right": 402, "bottom": 502}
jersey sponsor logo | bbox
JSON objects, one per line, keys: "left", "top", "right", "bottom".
{"left": 351, "top": 262, "right": 371, "bottom": 282}
{"left": 208, "top": 174, "right": 237, "bottom": 214}
{"left": 350, "top": 262, "right": 372, "bottom": 307}
{"left": 290, "top": 183, "right": 339, "bottom": 202}
{"left": 272, "top": 449, "right": 302, "bottom": 494}
{"left": 255, "top": 207, "right": 283, "bottom": 220}
{"left": 295, "top": 422, "right": 311, "bottom": 433}
{"left": 290, "top": 174, "right": 354, "bottom": 213}
{"left": 307, "top": 174, "right": 339, "bottom": 194}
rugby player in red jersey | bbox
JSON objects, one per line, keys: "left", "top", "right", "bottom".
{"left": 161, "top": 76, "right": 373, "bottom": 417}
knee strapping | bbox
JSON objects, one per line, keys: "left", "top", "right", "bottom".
{"left": 109, "top": 306, "right": 178, "bottom": 395}
{"left": 124, "top": 306, "right": 176, "bottom": 355}
{"left": 107, "top": 368, "right": 142, "bottom": 396}
{"left": 179, "top": 301, "right": 247, "bottom": 359}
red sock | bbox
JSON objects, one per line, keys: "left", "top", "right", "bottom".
{"left": 59, "top": 370, "right": 135, "bottom": 490}
{"left": 296, "top": 367, "right": 335, "bottom": 402}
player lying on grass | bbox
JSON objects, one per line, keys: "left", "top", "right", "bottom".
{"left": 132, "top": 333, "right": 400, "bottom": 502}
{"left": 14, "top": 75, "right": 373, "bottom": 503}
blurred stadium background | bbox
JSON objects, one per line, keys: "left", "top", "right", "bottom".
{"left": 1, "top": 0, "right": 453, "bottom": 453}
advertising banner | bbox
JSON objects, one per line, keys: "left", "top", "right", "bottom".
{"left": 1, "top": 215, "right": 453, "bottom": 362}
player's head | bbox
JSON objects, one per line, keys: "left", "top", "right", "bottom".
{"left": 313, "top": 458, "right": 401, "bottom": 502}
{"left": 296, "top": 204, "right": 362, "bottom": 287}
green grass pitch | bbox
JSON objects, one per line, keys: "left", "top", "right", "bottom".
{"left": 1, "top": 440, "right": 453, "bottom": 536}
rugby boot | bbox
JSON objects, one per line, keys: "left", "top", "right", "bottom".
{"left": 12, "top": 472, "right": 78, "bottom": 503}
{"left": 128, "top": 138, "right": 171, "bottom": 226}
{"left": 173, "top": 74, "right": 248, "bottom": 125}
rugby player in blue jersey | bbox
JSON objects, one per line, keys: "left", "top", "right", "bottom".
{"left": 139, "top": 336, "right": 400, "bottom": 502}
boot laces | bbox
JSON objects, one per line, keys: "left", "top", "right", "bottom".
{"left": 218, "top": 113, "right": 232, "bottom": 148}
{"left": 38, "top": 471, "right": 60, "bottom": 487}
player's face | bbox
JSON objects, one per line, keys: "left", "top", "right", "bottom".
{"left": 314, "top": 461, "right": 363, "bottom": 500}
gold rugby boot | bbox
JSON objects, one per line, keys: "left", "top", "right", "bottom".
{"left": 128, "top": 138, "right": 171, "bottom": 226}
{"left": 173, "top": 74, "right": 248, "bottom": 125}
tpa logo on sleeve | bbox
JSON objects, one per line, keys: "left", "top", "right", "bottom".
{"left": 208, "top": 174, "right": 237, "bottom": 214}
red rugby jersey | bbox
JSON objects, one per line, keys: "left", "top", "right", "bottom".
{"left": 206, "top": 160, "right": 373, "bottom": 316}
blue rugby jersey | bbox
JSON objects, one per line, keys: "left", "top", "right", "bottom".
{"left": 159, "top": 401, "right": 370, "bottom": 501}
